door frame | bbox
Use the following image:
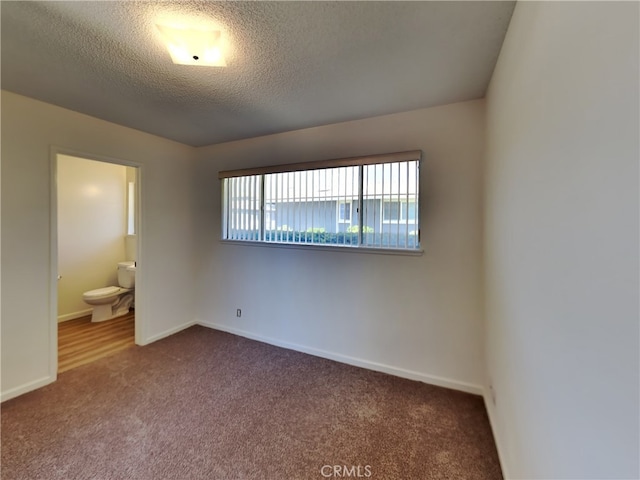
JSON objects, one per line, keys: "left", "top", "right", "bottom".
{"left": 49, "top": 146, "right": 145, "bottom": 378}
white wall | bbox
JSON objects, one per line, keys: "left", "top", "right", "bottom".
{"left": 195, "top": 100, "right": 486, "bottom": 393}
{"left": 484, "top": 2, "right": 639, "bottom": 479}
{"left": 1, "top": 91, "right": 197, "bottom": 401}
{"left": 57, "top": 155, "right": 127, "bottom": 321}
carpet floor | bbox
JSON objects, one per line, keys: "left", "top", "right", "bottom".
{"left": 1, "top": 326, "right": 502, "bottom": 480}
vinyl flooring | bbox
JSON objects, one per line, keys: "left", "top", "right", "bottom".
{"left": 58, "top": 311, "right": 135, "bottom": 373}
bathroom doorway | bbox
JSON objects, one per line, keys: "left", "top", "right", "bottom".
{"left": 53, "top": 151, "right": 142, "bottom": 373}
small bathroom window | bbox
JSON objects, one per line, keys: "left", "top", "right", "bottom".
{"left": 127, "top": 181, "right": 136, "bottom": 235}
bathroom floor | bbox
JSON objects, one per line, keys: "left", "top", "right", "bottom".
{"left": 58, "top": 311, "right": 135, "bottom": 373}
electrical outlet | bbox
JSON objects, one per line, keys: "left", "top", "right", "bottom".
{"left": 236, "top": 308, "right": 242, "bottom": 318}
{"left": 489, "top": 384, "right": 497, "bottom": 406}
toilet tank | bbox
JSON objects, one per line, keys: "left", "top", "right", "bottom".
{"left": 117, "top": 261, "right": 135, "bottom": 288}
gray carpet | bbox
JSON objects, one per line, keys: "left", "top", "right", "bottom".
{"left": 1, "top": 326, "right": 502, "bottom": 479}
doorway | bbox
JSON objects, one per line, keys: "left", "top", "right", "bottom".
{"left": 52, "top": 151, "right": 142, "bottom": 374}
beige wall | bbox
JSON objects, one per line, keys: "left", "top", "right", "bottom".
{"left": 194, "top": 100, "right": 486, "bottom": 392}
{"left": 57, "top": 155, "right": 128, "bottom": 321}
{"left": 484, "top": 2, "right": 639, "bottom": 478}
{"left": 1, "top": 91, "right": 197, "bottom": 401}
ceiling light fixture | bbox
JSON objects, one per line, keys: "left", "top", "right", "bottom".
{"left": 156, "top": 24, "right": 226, "bottom": 67}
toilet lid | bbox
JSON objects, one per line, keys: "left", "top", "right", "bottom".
{"left": 83, "top": 286, "right": 120, "bottom": 299}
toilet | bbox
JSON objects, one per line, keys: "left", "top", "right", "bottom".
{"left": 83, "top": 261, "right": 135, "bottom": 323}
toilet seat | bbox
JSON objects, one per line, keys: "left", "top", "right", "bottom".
{"left": 83, "top": 286, "right": 129, "bottom": 300}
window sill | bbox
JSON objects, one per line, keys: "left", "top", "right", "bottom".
{"left": 219, "top": 239, "right": 424, "bottom": 256}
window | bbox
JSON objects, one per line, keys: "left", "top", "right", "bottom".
{"left": 223, "top": 174, "right": 261, "bottom": 241}
{"left": 337, "top": 201, "right": 352, "bottom": 223}
{"left": 383, "top": 200, "right": 417, "bottom": 223}
{"left": 127, "top": 181, "right": 136, "bottom": 235}
{"left": 220, "top": 151, "right": 420, "bottom": 250}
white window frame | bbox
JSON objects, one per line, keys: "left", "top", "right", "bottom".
{"left": 219, "top": 151, "right": 421, "bottom": 251}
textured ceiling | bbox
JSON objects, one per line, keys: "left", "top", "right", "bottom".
{"left": 1, "top": 1, "right": 515, "bottom": 147}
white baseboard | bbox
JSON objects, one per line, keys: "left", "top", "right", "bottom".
{"left": 1, "top": 374, "right": 56, "bottom": 403}
{"left": 483, "top": 388, "right": 511, "bottom": 479}
{"left": 140, "top": 319, "right": 197, "bottom": 345}
{"left": 58, "top": 308, "right": 93, "bottom": 323}
{"left": 197, "top": 320, "right": 483, "bottom": 395}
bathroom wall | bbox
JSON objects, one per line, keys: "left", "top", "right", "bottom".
{"left": 57, "top": 155, "right": 128, "bottom": 322}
